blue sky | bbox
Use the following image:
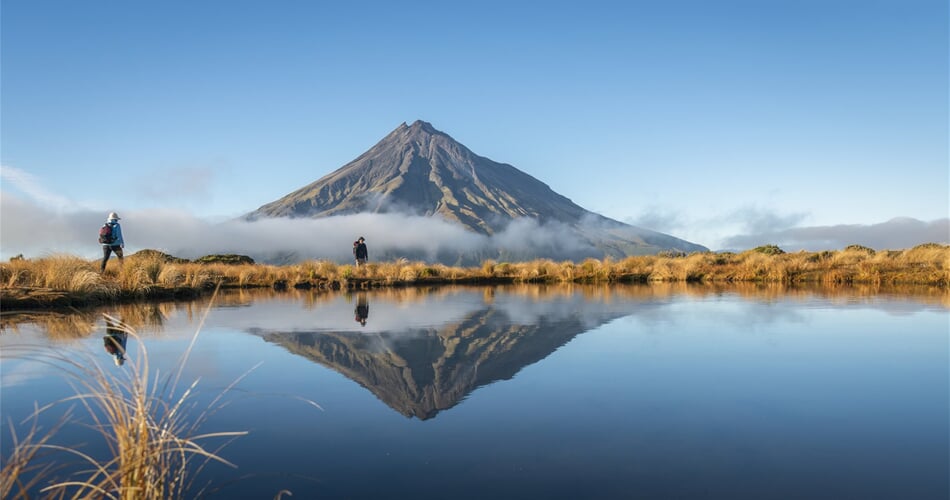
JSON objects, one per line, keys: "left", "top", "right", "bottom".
{"left": 1, "top": 0, "right": 947, "bottom": 259}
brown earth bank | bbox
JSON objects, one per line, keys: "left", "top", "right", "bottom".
{"left": 0, "top": 286, "right": 205, "bottom": 310}
{"left": 1, "top": 244, "right": 947, "bottom": 311}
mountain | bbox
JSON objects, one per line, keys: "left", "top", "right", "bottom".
{"left": 247, "top": 120, "right": 707, "bottom": 258}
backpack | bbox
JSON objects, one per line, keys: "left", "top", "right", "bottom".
{"left": 98, "top": 223, "right": 116, "bottom": 244}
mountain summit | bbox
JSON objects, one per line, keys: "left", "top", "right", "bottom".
{"left": 248, "top": 120, "right": 707, "bottom": 257}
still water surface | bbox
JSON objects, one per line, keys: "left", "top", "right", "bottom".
{"left": 2, "top": 284, "right": 948, "bottom": 499}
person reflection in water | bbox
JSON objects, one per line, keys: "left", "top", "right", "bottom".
{"left": 103, "top": 317, "right": 128, "bottom": 366}
{"left": 354, "top": 292, "right": 369, "bottom": 327}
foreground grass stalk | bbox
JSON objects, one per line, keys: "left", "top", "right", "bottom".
{"left": 1, "top": 297, "right": 251, "bottom": 499}
{"left": 0, "top": 406, "right": 71, "bottom": 500}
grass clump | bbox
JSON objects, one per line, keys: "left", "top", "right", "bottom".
{"left": 0, "top": 296, "right": 260, "bottom": 499}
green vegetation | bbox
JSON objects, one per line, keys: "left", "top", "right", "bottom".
{"left": 132, "top": 249, "right": 190, "bottom": 263}
{"left": 1, "top": 244, "right": 947, "bottom": 309}
{"left": 844, "top": 244, "right": 875, "bottom": 255}
{"left": 752, "top": 244, "right": 785, "bottom": 255}
{"left": 192, "top": 254, "right": 255, "bottom": 265}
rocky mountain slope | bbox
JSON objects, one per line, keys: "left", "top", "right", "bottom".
{"left": 247, "top": 120, "right": 707, "bottom": 257}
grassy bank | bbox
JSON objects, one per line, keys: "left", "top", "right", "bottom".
{"left": 1, "top": 244, "right": 947, "bottom": 309}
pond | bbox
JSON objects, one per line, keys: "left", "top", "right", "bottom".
{"left": 1, "top": 284, "right": 948, "bottom": 499}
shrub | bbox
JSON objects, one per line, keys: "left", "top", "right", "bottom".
{"left": 911, "top": 242, "right": 947, "bottom": 251}
{"left": 194, "top": 254, "right": 255, "bottom": 265}
{"left": 844, "top": 244, "right": 876, "bottom": 255}
{"left": 752, "top": 244, "right": 785, "bottom": 255}
{"left": 130, "top": 249, "right": 190, "bottom": 263}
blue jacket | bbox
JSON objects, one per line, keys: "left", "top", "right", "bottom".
{"left": 102, "top": 219, "right": 124, "bottom": 247}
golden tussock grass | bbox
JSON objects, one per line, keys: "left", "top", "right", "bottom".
{"left": 0, "top": 290, "right": 310, "bottom": 499}
{"left": 1, "top": 245, "right": 947, "bottom": 306}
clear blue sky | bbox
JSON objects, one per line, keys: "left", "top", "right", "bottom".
{"left": 1, "top": 0, "right": 947, "bottom": 257}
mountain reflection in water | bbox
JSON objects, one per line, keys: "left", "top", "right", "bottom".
{"left": 258, "top": 291, "right": 630, "bottom": 419}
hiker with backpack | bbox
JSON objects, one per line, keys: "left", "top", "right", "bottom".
{"left": 99, "top": 212, "right": 125, "bottom": 273}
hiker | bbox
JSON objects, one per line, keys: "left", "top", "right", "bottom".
{"left": 103, "top": 317, "right": 128, "bottom": 366}
{"left": 353, "top": 237, "right": 368, "bottom": 267}
{"left": 99, "top": 212, "right": 125, "bottom": 273}
{"left": 354, "top": 292, "right": 369, "bottom": 327}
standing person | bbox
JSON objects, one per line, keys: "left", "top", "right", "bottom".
{"left": 99, "top": 212, "right": 125, "bottom": 273}
{"left": 354, "top": 236, "right": 368, "bottom": 267}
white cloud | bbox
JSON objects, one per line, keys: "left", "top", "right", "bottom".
{"left": 629, "top": 206, "right": 686, "bottom": 233}
{"left": 721, "top": 206, "right": 810, "bottom": 235}
{"left": 6, "top": 191, "right": 944, "bottom": 262}
{"left": 0, "top": 164, "right": 73, "bottom": 210}
{"left": 627, "top": 204, "right": 947, "bottom": 251}
{"left": 722, "top": 217, "right": 950, "bottom": 251}
{"left": 628, "top": 204, "right": 810, "bottom": 250}
{"left": 0, "top": 195, "right": 607, "bottom": 262}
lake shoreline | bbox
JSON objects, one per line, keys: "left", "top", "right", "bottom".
{"left": 2, "top": 245, "right": 947, "bottom": 311}
{"left": 3, "top": 271, "right": 947, "bottom": 311}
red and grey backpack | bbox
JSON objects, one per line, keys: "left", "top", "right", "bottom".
{"left": 98, "top": 223, "right": 116, "bottom": 244}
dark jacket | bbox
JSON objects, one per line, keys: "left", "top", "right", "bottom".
{"left": 354, "top": 242, "right": 368, "bottom": 260}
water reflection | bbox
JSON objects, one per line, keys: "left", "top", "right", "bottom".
{"left": 0, "top": 282, "right": 946, "bottom": 499}
{"left": 0, "top": 302, "right": 176, "bottom": 342}
{"left": 242, "top": 282, "right": 946, "bottom": 421}
{"left": 259, "top": 293, "right": 634, "bottom": 420}
{"left": 215, "top": 281, "right": 950, "bottom": 315}
{"left": 353, "top": 292, "right": 369, "bottom": 327}
{"left": 1, "top": 283, "right": 946, "bottom": 342}
{"left": 0, "top": 310, "right": 98, "bottom": 340}
{"left": 102, "top": 316, "right": 128, "bottom": 366}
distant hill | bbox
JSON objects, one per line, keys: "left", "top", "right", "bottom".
{"left": 247, "top": 120, "right": 707, "bottom": 258}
